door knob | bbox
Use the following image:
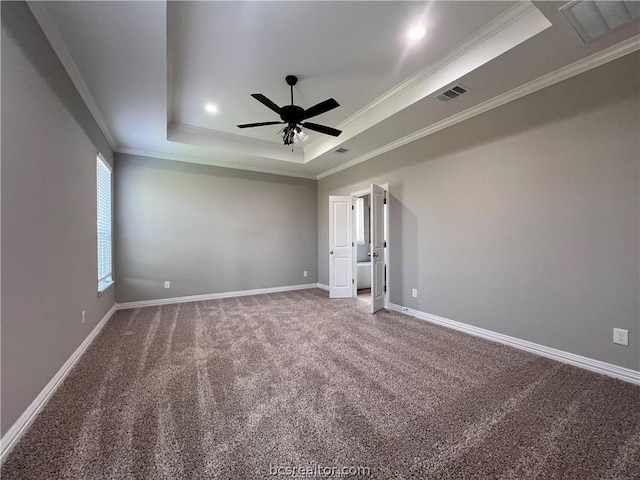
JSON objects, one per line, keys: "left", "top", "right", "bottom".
{"left": 373, "top": 252, "right": 379, "bottom": 257}
{"left": 367, "top": 252, "right": 371, "bottom": 257}
{"left": 330, "top": 250, "right": 334, "bottom": 254}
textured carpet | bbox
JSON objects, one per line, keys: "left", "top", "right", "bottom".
{"left": 3, "top": 288, "right": 640, "bottom": 479}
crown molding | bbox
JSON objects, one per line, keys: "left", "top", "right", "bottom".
{"left": 304, "top": 1, "right": 550, "bottom": 162}
{"left": 115, "top": 147, "right": 317, "bottom": 180}
{"left": 27, "top": 1, "right": 118, "bottom": 151}
{"left": 338, "top": 1, "right": 538, "bottom": 130}
{"left": 168, "top": 122, "right": 305, "bottom": 164}
{"left": 316, "top": 34, "right": 640, "bottom": 180}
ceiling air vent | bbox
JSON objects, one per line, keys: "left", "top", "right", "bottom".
{"left": 436, "top": 84, "right": 469, "bottom": 102}
{"left": 334, "top": 147, "right": 350, "bottom": 154}
{"left": 560, "top": 1, "right": 640, "bottom": 43}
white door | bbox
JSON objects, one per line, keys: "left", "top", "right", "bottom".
{"left": 329, "top": 196, "right": 353, "bottom": 298}
{"left": 370, "top": 184, "right": 385, "bottom": 312}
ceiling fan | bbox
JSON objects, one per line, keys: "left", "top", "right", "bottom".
{"left": 237, "top": 75, "right": 342, "bottom": 146}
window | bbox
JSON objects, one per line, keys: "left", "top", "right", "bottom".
{"left": 355, "top": 197, "right": 365, "bottom": 244}
{"left": 97, "top": 154, "right": 113, "bottom": 292}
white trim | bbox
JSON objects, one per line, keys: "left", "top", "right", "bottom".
{"left": 26, "top": 2, "right": 117, "bottom": 150}
{"left": 97, "top": 279, "right": 114, "bottom": 296}
{"left": 316, "top": 34, "right": 640, "bottom": 180}
{"left": 168, "top": 123, "right": 305, "bottom": 164}
{"left": 387, "top": 303, "right": 640, "bottom": 385}
{"left": 0, "top": 304, "right": 117, "bottom": 463}
{"left": 115, "top": 283, "right": 319, "bottom": 310}
{"left": 305, "top": 1, "right": 550, "bottom": 162}
{"left": 316, "top": 283, "right": 330, "bottom": 292}
{"left": 349, "top": 188, "right": 371, "bottom": 198}
{"left": 329, "top": 2, "right": 538, "bottom": 133}
{"left": 115, "top": 148, "right": 317, "bottom": 180}
{"left": 349, "top": 182, "right": 390, "bottom": 198}
{"left": 96, "top": 152, "right": 112, "bottom": 173}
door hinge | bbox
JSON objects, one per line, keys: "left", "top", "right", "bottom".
{"left": 383, "top": 240, "right": 387, "bottom": 248}
{"left": 383, "top": 197, "right": 387, "bottom": 205}
{"left": 352, "top": 205, "right": 354, "bottom": 210}
{"left": 352, "top": 279, "right": 354, "bottom": 284}
{"left": 352, "top": 242, "right": 354, "bottom": 247}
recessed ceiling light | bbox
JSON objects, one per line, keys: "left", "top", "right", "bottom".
{"left": 408, "top": 24, "right": 426, "bottom": 40}
{"left": 205, "top": 103, "right": 218, "bottom": 113}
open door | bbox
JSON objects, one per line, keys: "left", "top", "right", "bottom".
{"left": 329, "top": 196, "right": 353, "bottom": 298}
{"left": 370, "top": 184, "right": 385, "bottom": 312}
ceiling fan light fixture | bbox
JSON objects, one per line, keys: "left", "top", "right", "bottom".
{"left": 294, "top": 126, "right": 309, "bottom": 142}
{"left": 278, "top": 125, "right": 309, "bottom": 145}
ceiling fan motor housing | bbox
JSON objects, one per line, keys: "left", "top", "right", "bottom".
{"left": 280, "top": 105, "right": 305, "bottom": 124}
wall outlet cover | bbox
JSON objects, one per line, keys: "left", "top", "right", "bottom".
{"left": 164, "top": 281, "right": 171, "bottom": 289}
{"left": 412, "top": 288, "right": 418, "bottom": 298}
{"left": 613, "top": 328, "right": 628, "bottom": 346}
{"left": 303, "top": 271, "right": 308, "bottom": 277}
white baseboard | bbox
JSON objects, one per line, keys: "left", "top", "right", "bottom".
{"left": 0, "top": 303, "right": 117, "bottom": 463}
{"left": 116, "top": 283, "right": 319, "bottom": 310}
{"left": 387, "top": 303, "right": 640, "bottom": 385}
{"left": 316, "top": 283, "right": 330, "bottom": 291}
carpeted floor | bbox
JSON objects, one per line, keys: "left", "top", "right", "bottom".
{"left": 3, "top": 288, "right": 640, "bottom": 479}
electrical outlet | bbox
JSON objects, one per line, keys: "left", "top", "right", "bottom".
{"left": 412, "top": 288, "right": 418, "bottom": 298}
{"left": 402, "top": 307, "right": 409, "bottom": 312}
{"left": 613, "top": 328, "right": 628, "bottom": 346}
{"left": 81, "top": 310, "right": 86, "bottom": 324}
{"left": 303, "top": 271, "right": 308, "bottom": 277}
{"left": 164, "top": 281, "right": 171, "bottom": 289}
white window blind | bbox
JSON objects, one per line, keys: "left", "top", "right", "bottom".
{"left": 97, "top": 155, "right": 113, "bottom": 290}
{"left": 356, "top": 197, "right": 365, "bottom": 244}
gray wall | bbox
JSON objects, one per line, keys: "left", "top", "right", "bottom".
{"left": 318, "top": 53, "right": 640, "bottom": 371}
{"left": 1, "top": 2, "right": 115, "bottom": 435}
{"left": 114, "top": 154, "right": 317, "bottom": 303}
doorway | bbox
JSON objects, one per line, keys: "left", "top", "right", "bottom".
{"left": 354, "top": 193, "right": 373, "bottom": 304}
{"left": 352, "top": 184, "right": 388, "bottom": 311}
{"left": 328, "top": 184, "right": 388, "bottom": 313}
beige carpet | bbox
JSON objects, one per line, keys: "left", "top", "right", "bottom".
{"left": 3, "top": 288, "right": 639, "bottom": 479}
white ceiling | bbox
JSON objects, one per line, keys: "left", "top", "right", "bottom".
{"left": 28, "top": 1, "right": 640, "bottom": 179}
{"left": 169, "top": 1, "right": 514, "bottom": 143}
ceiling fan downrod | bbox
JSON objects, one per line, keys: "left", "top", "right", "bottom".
{"left": 286, "top": 75, "right": 297, "bottom": 106}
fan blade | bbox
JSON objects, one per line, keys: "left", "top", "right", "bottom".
{"left": 302, "top": 122, "right": 342, "bottom": 137}
{"left": 251, "top": 94, "right": 282, "bottom": 115}
{"left": 302, "top": 98, "right": 340, "bottom": 120}
{"left": 237, "top": 121, "right": 285, "bottom": 128}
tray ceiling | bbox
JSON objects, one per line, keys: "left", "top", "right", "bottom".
{"left": 27, "top": 1, "right": 640, "bottom": 179}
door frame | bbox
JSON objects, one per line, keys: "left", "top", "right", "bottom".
{"left": 349, "top": 183, "right": 389, "bottom": 307}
